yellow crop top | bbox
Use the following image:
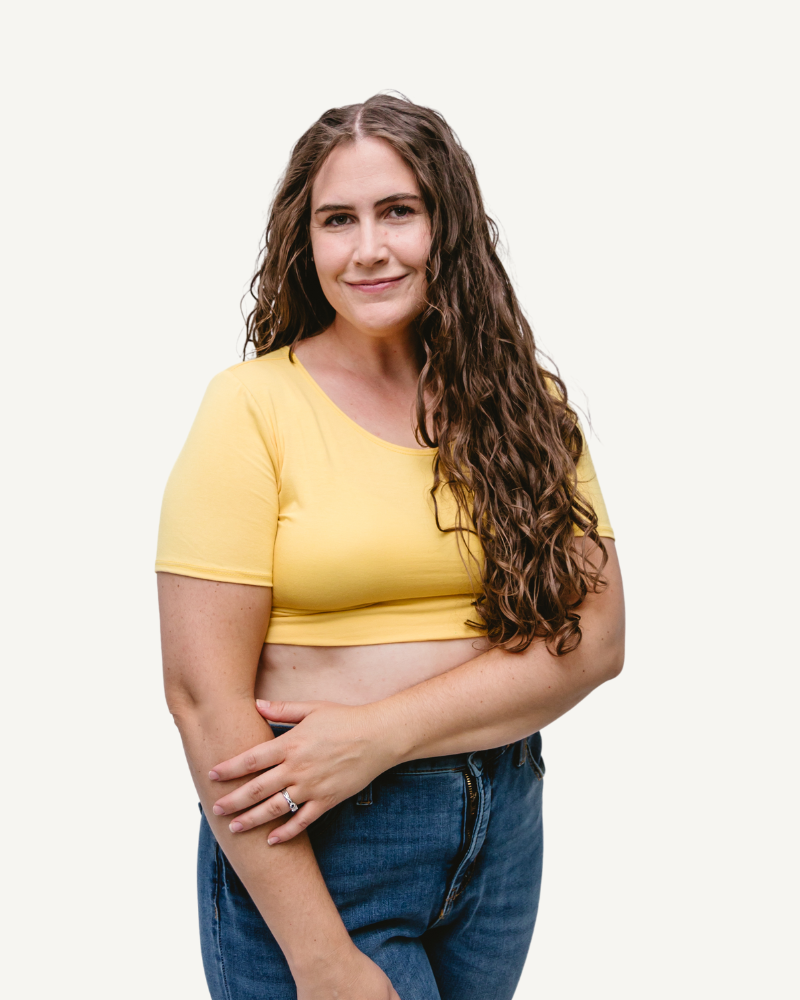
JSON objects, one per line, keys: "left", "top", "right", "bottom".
{"left": 155, "top": 346, "right": 614, "bottom": 645}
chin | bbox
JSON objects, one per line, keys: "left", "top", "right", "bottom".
{"left": 351, "top": 299, "right": 425, "bottom": 333}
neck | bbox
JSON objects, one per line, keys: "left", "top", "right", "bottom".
{"left": 324, "top": 315, "right": 423, "bottom": 382}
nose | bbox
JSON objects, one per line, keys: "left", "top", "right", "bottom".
{"left": 353, "top": 218, "right": 388, "bottom": 268}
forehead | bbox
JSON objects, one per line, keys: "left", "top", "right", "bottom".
{"left": 311, "top": 138, "right": 419, "bottom": 205}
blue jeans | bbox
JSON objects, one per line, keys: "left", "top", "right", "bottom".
{"left": 198, "top": 725, "right": 545, "bottom": 1000}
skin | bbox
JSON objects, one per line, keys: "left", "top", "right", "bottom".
{"left": 161, "top": 137, "right": 625, "bottom": 997}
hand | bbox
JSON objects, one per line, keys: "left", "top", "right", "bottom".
{"left": 295, "top": 944, "right": 401, "bottom": 1000}
{"left": 208, "top": 699, "right": 400, "bottom": 844}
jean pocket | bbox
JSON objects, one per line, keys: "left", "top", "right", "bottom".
{"left": 525, "top": 732, "right": 546, "bottom": 780}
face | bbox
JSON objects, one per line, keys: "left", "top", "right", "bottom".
{"left": 309, "top": 138, "right": 431, "bottom": 340}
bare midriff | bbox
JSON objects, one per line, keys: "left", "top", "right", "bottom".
{"left": 254, "top": 636, "right": 492, "bottom": 707}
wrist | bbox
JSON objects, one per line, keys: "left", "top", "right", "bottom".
{"left": 285, "top": 923, "right": 356, "bottom": 980}
{"left": 361, "top": 695, "right": 418, "bottom": 768}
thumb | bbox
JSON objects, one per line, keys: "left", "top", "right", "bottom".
{"left": 255, "top": 699, "right": 316, "bottom": 723}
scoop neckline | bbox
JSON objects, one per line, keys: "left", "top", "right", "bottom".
{"left": 284, "top": 347, "right": 438, "bottom": 456}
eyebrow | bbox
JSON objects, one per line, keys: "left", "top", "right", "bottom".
{"left": 314, "top": 192, "right": 422, "bottom": 215}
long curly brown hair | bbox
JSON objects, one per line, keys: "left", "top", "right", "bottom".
{"left": 244, "top": 93, "right": 607, "bottom": 655}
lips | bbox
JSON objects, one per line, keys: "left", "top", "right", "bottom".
{"left": 345, "top": 274, "right": 408, "bottom": 293}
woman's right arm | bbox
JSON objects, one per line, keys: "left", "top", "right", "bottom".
{"left": 158, "top": 571, "right": 398, "bottom": 998}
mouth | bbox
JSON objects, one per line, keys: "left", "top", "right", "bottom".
{"left": 345, "top": 274, "right": 408, "bottom": 293}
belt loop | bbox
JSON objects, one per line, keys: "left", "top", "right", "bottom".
{"left": 513, "top": 739, "right": 527, "bottom": 767}
{"left": 356, "top": 782, "right": 373, "bottom": 806}
{"left": 467, "top": 750, "right": 484, "bottom": 776}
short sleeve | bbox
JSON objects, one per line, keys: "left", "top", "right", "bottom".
{"left": 573, "top": 434, "right": 615, "bottom": 540}
{"left": 155, "top": 369, "right": 280, "bottom": 586}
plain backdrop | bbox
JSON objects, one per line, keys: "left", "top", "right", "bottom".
{"left": 2, "top": 2, "right": 798, "bottom": 997}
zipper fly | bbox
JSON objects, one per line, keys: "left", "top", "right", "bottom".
{"left": 463, "top": 771, "right": 479, "bottom": 847}
{"left": 437, "top": 769, "right": 481, "bottom": 921}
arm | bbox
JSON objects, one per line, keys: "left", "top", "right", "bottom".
{"left": 158, "top": 572, "right": 398, "bottom": 996}
{"left": 209, "top": 537, "right": 624, "bottom": 843}
{"left": 386, "top": 536, "right": 625, "bottom": 761}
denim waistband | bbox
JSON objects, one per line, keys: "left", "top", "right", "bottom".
{"left": 268, "top": 722, "right": 514, "bottom": 775}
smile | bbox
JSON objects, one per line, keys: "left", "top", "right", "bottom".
{"left": 345, "top": 274, "right": 408, "bottom": 293}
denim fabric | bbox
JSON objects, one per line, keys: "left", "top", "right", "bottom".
{"left": 198, "top": 726, "right": 545, "bottom": 1000}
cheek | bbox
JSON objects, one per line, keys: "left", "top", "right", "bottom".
{"left": 404, "top": 226, "right": 432, "bottom": 274}
{"left": 312, "top": 242, "right": 347, "bottom": 292}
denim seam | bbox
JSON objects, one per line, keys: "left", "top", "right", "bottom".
{"left": 392, "top": 765, "right": 466, "bottom": 775}
{"left": 526, "top": 734, "right": 545, "bottom": 779}
{"left": 526, "top": 753, "right": 544, "bottom": 780}
{"left": 213, "top": 844, "right": 233, "bottom": 1000}
{"left": 448, "top": 858, "right": 479, "bottom": 903}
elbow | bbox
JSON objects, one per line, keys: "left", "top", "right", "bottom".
{"left": 163, "top": 677, "right": 206, "bottom": 729}
{"left": 599, "top": 632, "right": 625, "bottom": 682}
{"left": 163, "top": 678, "right": 259, "bottom": 734}
{"left": 589, "top": 599, "right": 625, "bottom": 684}
{"left": 164, "top": 689, "right": 197, "bottom": 732}
{"left": 580, "top": 614, "right": 625, "bottom": 685}
{"left": 164, "top": 690, "right": 222, "bottom": 744}
{"left": 604, "top": 646, "right": 625, "bottom": 681}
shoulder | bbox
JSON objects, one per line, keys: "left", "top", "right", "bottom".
{"left": 214, "top": 346, "right": 294, "bottom": 395}
{"left": 541, "top": 371, "right": 566, "bottom": 404}
{"left": 200, "top": 347, "right": 300, "bottom": 423}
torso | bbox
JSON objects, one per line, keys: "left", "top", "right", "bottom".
{"left": 254, "top": 333, "right": 490, "bottom": 705}
{"left": 255, "top": 636, "right": 491, "bottom": 705}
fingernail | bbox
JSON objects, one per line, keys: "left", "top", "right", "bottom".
{"left": 230, "top": 821, "right": 243, "bottom": 833}
{"left": 256, "top": 700, "right": 270, "bottom": 709}
{"left": 267, "top": 836, "right": 278, "bottom": 845}
{"left": 212, "top": 805, "right": 225, "bottom": 816}
{"left": 208, "top": 770, "right": 220, "bottom": 781}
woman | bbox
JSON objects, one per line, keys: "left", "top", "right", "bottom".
{"left": 156, "top": 94, "right": 624, "bottom": 1000}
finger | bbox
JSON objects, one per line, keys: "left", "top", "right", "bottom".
{"left": 255, "top": 699, "right": 317, "bottom": 724}
{"left": 266, "top": 800, "right": 323, "bottom": 845}
{"left": 209, "top": 739, "right": 285, "bottom": 782}
{"left": 212, "top": 765, "right": 290, "bottom": 816}
{"left": 227, "top": 791, "right": 292, "bottom": 833}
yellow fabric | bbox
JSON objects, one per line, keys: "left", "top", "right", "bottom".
{"left": 156, "top": 346, "right": 614, "bottom": 646}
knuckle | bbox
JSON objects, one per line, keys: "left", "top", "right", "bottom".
{"left": 248, "top": 781, "right": 264, "bottom": 802}
{"left": 243, "top": 753, "right": 258, "bottom": 771}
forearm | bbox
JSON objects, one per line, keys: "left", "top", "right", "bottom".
{"left": 376, "top": 630, "right": 621, "bottom": 763}
{"left": 376, "top": 539, "right": 625, "bottom": 763}
{"left": 172, "top": 697, "right": 350, "bottom": 973}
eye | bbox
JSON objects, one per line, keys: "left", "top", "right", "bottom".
{"left": 387, "top": 204, "right": 415, "bottom": 219}
{"left": 324, "top": 213, "right": 351, "bottom": 227}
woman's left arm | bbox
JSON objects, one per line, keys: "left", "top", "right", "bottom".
{"left": 384, "top": 536, "right": 624, "bottom": 760}
{"left": 210, "top": 537, "right": 624, "bottom": 842}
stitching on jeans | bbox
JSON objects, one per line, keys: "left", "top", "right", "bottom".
{"left": 391, "top": 765, "right": 465, "bottom": 775}
{"left": 213, "top": 843, "right": 233, "bottom": 1000}
{"left": 526, "top": 752, "right": 544, "bottom": 780}
{"left": 525, "top": 735, "right": 545, "bottom": 779}
{"left": 448, "top": 858, "right": 479, "bottom": 904}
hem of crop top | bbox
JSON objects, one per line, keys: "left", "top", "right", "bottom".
{"left": 262, "top": 629, "right": 488, "bottom": 647}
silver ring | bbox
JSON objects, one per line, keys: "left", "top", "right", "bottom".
{"left": 280, "top": 788, "right": 299, "bottom": 813}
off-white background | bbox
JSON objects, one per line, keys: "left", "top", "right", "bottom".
{"left": 2, "top": 2, "right": 797, "bottom": 997}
